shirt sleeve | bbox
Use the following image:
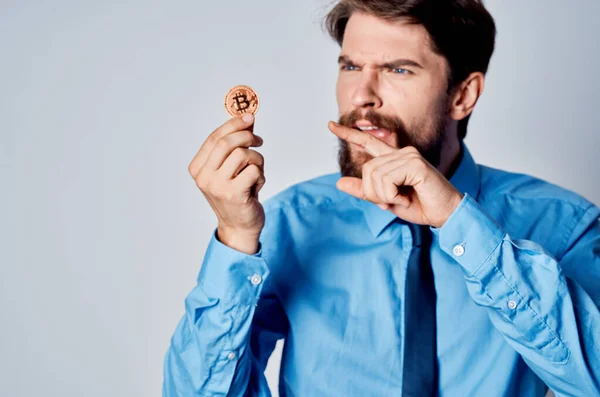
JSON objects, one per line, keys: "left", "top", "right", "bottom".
{"left": 433, "top": 193, "right": 600, "bottom": 397}
{"left": 162, "top": 227, "right": 288, "bottom": 397}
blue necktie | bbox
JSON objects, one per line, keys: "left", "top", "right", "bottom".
{"left": 402, "top": 222, "right": 438, "bottom": 396}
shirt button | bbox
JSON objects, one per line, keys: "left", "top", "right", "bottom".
{"left": 227, "top": 352, "right": 236, "bottom": 360}
{"left": 508, "top": 300, "right": 517, "bottom": 310}
{"left": 250, "top": 274, "right": 262, "bottom": 285}
{"left": 453, "top": 244, "right": 465, "bottom": 256}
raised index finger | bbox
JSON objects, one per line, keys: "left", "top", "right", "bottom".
{"left": 328, "top": 121, "right": 394, "bottom": 157}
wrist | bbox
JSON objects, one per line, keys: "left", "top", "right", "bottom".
{"left": 437, "top": 192, "right": 464, "bottom": 228}
{"left": 217, "top": 226, "right": 260, "bottom": 255}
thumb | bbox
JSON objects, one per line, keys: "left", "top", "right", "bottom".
{"left": 336, "top": 177, "right": 363, "bottom": 198}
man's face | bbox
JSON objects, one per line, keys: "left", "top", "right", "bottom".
{"left": 336, "top": 12, "right": 452, "bottom": 178}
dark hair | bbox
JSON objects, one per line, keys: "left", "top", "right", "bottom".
{"left": 324, "top": 0, "right": 496, "bottom": 140}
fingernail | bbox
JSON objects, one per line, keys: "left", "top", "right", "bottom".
{"left": 243, "top": 114, "right": 253, "bottom": 123}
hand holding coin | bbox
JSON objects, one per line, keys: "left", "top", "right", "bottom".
{"left": 187, "top": 85, "right": 265, "bottom": 255}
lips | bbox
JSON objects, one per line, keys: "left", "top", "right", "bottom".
{"left": 354, "top": 124, "right": 393, "bottom": 139}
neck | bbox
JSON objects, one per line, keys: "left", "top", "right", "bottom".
{"left": 437, "top": 137, "right": 463, "bottom": 179}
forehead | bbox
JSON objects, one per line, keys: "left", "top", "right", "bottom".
{"left": 341, "top": 12, "right": 441, "bottom": 67}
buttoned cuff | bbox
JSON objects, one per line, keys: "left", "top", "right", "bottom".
{"left": 431, "top": 193, "right": 506, "bottom": 275}
{"left": 196, "top": 228, "right": 270, "bottom": 305}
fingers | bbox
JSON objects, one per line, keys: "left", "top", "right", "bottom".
{"left": 371, "top": 158, "right": 413, "bottom": 206}
{"left": 328, "top": 121, "right": 394, "bottom": 157}
{"left": 363, "top": 147, "right": 423, "bottom": 206}
{"left": 233, "top": 164, "right": 264, "bottom": 195}
{"left": 203, "top": 130, "right": 263, "bottom": 172}
{"left": 188, "top": 114, "right": 256, "bottom": 178}
{"left": 219, "top": 148, "right": 265, "bottom": 179}
{"left": 361, "top": 151, "right": 398, "bottom": 203}
{"left": 379, "top": 156, "right": 427, "bottom": 206}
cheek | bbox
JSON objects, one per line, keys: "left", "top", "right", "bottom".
{"left": 381, "top": 83, "right": 417, "bottom": 124}
{"left": 384, "top": 81, "right": 442, "bottom": 127}
{"left": 408, "top": 77, "right": 448, "bottom": 118}
{"left": 336, "top": 75, "right": 354, "bottom": 112}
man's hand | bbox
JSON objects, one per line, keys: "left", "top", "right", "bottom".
{"left": 188, "top": 114, "right": 265, "bottom": 254}
{"left": 329, "top": 121, "right": 464, "bottom": 228}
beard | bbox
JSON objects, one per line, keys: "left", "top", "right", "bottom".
{"left": 337, "top": 97, "right": 449, "bottom": 179}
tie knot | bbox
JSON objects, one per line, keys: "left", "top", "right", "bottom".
{"left": 407, "top": 222, "right": 429, "bottom": 248}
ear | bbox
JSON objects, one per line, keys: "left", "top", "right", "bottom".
{"left": 449, "top": 72, "right": 485, "bottom": 121}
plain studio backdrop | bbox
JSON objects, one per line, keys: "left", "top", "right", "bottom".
{"left": 2, "top": 1, "right": 599, "bottom": 396}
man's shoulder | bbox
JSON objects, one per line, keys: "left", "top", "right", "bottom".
{"left": 478, "top": 164, "right": 595, "bottom": 211}
{"left": 257, "top": 172, "right": 360, "bottom": 258}
{"left": 476, "top": 165, "right": 598, "bottom": 259}
{"left": 262, "top": 171, "right": 352, "bottom": 215}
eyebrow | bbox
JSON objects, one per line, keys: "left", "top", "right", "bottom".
{"left": 337, "top": 55, "right": 423, "bottom": 69}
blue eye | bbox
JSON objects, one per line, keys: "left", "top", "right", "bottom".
{"left": 341, "top": 64, "right": 359, "bottom": 71}
{"left": 391, "top": 68, "right": 409, "bottom": 74}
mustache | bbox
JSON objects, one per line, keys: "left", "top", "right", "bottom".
{"left": 338, "top": 109, "right": 412, "bottom": 147}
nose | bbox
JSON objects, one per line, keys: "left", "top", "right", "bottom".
{"left": 351, "top": 70, "right": 382, "bottom": 109}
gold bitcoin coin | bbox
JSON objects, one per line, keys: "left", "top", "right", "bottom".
{"left": 224, "top": 85, "right": 259, "bottom": 117}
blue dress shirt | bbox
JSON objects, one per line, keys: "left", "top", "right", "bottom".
{"left": 163, "top": 143, "right": 600, "bottom": 396}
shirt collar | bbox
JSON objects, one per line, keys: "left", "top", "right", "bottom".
{"left": 355, "top": 142, "right": 481, "bottom": 238}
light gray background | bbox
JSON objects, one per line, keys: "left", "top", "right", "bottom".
{"left": 2, "top": 1, "right": 599, "bottom": 396}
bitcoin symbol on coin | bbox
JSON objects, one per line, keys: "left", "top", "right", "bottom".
{"left": 233, "top": 92, "right": 250, "bottom": 113}
{"left": 224, "top": 85, "right": 259, "bottom": 117}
